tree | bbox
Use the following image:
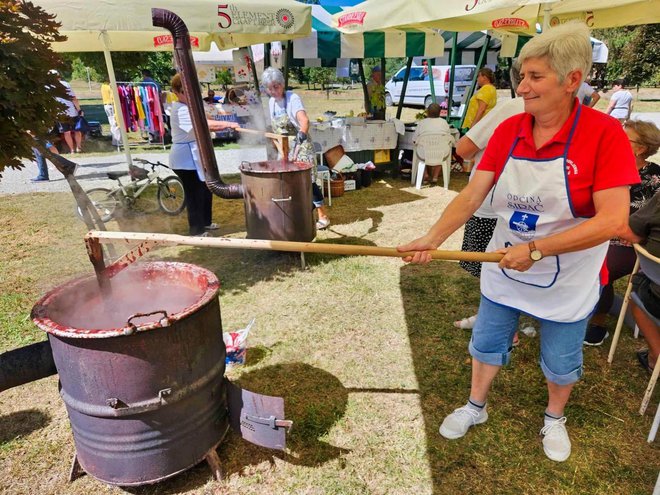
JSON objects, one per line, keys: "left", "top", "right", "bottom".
{"left": 215, "top": 68, "right": 233, "bottom": 90}
{"left": 62, "top": 51, "right": 175, "bottom": 84}
{"left": 0, "top": 0, "right": 68, "bottom": 176}
{"left": 71, "top": 57, "right": 102, "bottom": 83}
{"left": 593, "top": 25, "right": 660, "bottom": 87}
{"left": 308, "top": 67, "right": 333, "bottom": 90}
{"left": 0, "top": 1, "right": 106, "bottom": 231}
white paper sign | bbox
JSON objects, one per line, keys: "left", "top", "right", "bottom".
{"left": 232, "top": 48, "right": 252, "bottom": 83}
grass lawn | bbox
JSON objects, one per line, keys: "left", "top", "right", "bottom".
{"left": 0, "top": 169, "right": 658, "bottom": 494}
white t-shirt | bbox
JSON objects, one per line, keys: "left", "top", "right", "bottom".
{"left": 576, "top": 82, "right": 595, "bottom": 106}
{"left": 609, "top": 89, "right": 633, "bottom": 119}
{"left": 169, "top": 101, "right": 197, "bottom": 172}
{"left": 466, "top": 97, "right": 525, "bottom": 218}
{"left": 269, "top": 91, "right": 305, "bottom": 130}
{"left": 56, "top": 80, "right": 78, "bottom": 118}
{"left": 412, "top": 117, "right": 452, "bottom": 142}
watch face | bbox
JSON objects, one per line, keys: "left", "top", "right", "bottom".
{"left": 530, "top": 250, "right": 543, "bottom": 261}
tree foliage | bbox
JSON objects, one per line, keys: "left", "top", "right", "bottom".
{"left": 593, "top": 25, "right": 660, "bottom": 87}
{"left": 70, "top": 57, "right": 102, "bottom": 83}
{"left": 215, "top": 68, "right": 233, "bottom": 89}
{"left": 0, "top": 0, "right": 69, "bottom": 176}
{"left": 61, "top": 51, "right": 175, "bottom": 84}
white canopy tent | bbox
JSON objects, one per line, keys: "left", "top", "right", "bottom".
{"left": 33, "top": 0, "right": 312, "bottom": 164}
{"left": 192, "top": 43, "right": 235, "bottom": 66}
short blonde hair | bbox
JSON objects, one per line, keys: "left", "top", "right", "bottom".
{"left": 519, "top": 21, "right": 592, "bottom": 84}
{"left": 625, "top": 119, "right": 660, "bottom": 160}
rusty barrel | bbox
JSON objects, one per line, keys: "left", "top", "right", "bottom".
{"left": 31, "top": 262, "right": 227, "bottom": 486}
{"left": 240, "top": 160, "right": 316, "bottom": 242}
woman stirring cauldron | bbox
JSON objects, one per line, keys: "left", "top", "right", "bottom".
{"left": 397, "top": 22, "right": 639, "bottom": 462}
{"left": 262, "top": 67, "right": 330, "bottom": 230}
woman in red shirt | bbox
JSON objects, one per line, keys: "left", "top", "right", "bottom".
{"left": 398, "top": 22, "right": 639, "bottom": 462}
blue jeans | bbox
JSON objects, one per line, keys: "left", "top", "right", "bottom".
{"left": 468, "top": 295, "right": 589, "bottom": 385}
{"left": 32, "top": 146, "right": 49, "bottom": 179}
{"left": 312, "top": 182, "right": 324, "bottom": 208}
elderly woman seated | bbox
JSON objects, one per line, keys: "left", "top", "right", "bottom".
{"left": 412, "top": 103, "right": 455, "bottom": 185}
{"left": 621, "top": 191, "right": 660, "bottom": 372}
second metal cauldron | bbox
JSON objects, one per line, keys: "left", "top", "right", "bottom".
{"left": 240, "top": 160, "right": 316, "bottom": 242}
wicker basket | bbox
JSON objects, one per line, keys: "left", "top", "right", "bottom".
{"left": 324, "top": 172, "right": 345, "bottom": 198}
{"left": 323, "top": 145, "right": 345, "bottom": 169}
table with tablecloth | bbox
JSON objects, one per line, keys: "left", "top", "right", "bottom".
{"left": 310, "top": 120, "right": 400, "bottom": 153}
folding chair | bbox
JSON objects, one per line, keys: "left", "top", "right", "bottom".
{"left": 411, "top": 133, "right": 454, "bottom": 190}
{"left": 608, "top": 244, "right": 660, "bottom": 416}
{"left": 313, "top": 142, "right": 331, "bottom": 207}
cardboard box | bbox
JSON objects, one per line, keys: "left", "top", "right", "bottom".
{"left": 344, "top": 179, "right": 356, "bottom": 191}
{"left": 374, "top": 149, "right": 390, "bottom": 163}
{"left": 323, "top": 145, "right": 345, "bottom": 168}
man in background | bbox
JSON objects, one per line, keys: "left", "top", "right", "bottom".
{"left": 576, "top": 80, "right": 600, "bottom": 107}
{"left": 101, "top": 81, "right": 121, "bottom": 146}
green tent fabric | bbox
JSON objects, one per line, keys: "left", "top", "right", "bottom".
{"left": 292, "top": 4, "right": 444, "bottom": 64}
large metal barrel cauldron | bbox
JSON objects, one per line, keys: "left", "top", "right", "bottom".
{"left": 31, "top": 262, "right": 227, "bottom": 486}
{"left": 240, "top": 160, "right": 316, "bottom": 242}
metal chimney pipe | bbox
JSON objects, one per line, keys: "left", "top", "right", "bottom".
{"left": 0, "top": 341, "right": 57, "bottom": 393}
{"left": 151, "top": 8, "right": 243, "bottom": 199}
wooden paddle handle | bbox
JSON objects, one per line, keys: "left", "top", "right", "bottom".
{"left": 88, "top": 231, "right": 504, "bottom": 263}
{"left": 235, "top": 128, "right": 290, "bottom": 158}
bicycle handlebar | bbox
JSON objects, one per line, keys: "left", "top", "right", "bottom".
{"left": 133, "top": 158, "right": 171, "bottom": 170}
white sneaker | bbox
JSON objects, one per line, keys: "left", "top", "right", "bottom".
{"left": 540, "top": 417, "right": 571, "bottom": 462}
{"left": 439, "top": 405, "right": 488, "bottom": 440}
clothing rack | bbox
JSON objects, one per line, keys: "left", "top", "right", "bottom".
{"left": 116, "top": 81, "right": 166, "bottom": 149}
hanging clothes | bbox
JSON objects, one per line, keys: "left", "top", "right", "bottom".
{"left": 115, "top": 81, "right": 165, "bottom": 142}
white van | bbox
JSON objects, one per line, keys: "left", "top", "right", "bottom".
{"left": 384, "top": 65, "right": 477, "bottom": 110}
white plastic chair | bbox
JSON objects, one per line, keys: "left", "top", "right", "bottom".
{"left": 313, "top": 142, "right": 331, "bottom": 207}
{"left": 411, "top": 133, "right": 454, "bottom": 190}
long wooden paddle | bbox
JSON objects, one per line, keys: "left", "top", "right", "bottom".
{"left": 87, "top": 231, "right": 503, "bottom": 277}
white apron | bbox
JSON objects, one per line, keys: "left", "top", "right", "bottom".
{"left": 170, "top": 140, "right": 204, "bottom": 181}
{"left": 481, "top": 105, "right": 608, "bottom": 323}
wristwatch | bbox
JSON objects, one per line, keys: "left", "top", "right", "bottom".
{"left": 528, "top": 241, "right": 543, "bottom": 262}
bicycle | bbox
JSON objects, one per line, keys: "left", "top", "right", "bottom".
{"left": 81, "top": 158, "right": 186, "bottom": 222}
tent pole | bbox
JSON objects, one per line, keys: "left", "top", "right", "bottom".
{"left": 427, "top": 58, "right": 437, "bottom": 106}
{"left": 247, "top": 45, "right": 261, "bottom": 97}
{"left": 507, "top": 58, "right": 516, "bottom": 98}
{"left": 446, "top": 32, "right": 458, "bottom": 123}
{"left": 283, "top": 41, "right": 290, "bottom": 89}
{"left": 357, "top": 60, "right": 369, "bottom": 114}
{"left": 264, "top": 42, "right": 271, "bottom": 68}
{"left": 396, "top": 57, "right": 413, "bottom": 120}
{"left": 459, "top": 34, "right": 491, "bottom": 129}
{"left": 101, "top": 31, "right": 132, "bottom": 165}
{"left": 542, "top": 2, "right": 553, "bottom": 32}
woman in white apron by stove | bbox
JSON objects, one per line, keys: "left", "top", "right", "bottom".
{"left": 398, "top": 22, "right": 640, "bottom": 462}
{"left": 169, "top": 74, "right": 239, "bottom": 236}
{"left": 263, "top": 67, "right": 331, "bottom": 230}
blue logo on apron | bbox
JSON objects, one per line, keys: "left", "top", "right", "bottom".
{"left": 509, "top": 211, "right": 539, "bottom": 240}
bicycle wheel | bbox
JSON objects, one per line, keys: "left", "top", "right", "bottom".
{"left": 79, "top": 188, "right": 119, "bottom": 222}
{"left": 130, "top": 182, "right": 160, "bottom": 215}
{"left": 158, "top": 176, "right": 186, "bottom": 215}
